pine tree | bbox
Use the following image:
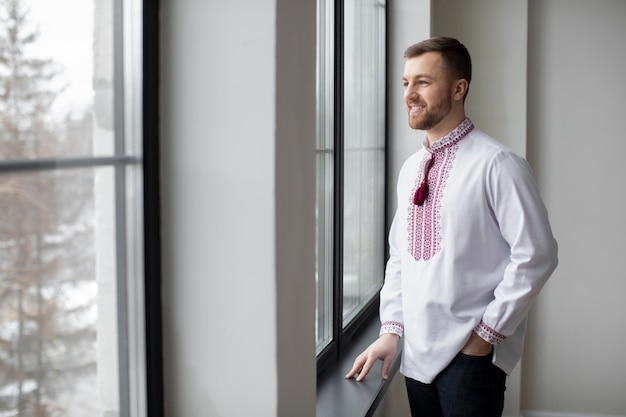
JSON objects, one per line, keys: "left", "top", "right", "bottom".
{"left": 0, "top": 1, "right": 97, "bottom": 416}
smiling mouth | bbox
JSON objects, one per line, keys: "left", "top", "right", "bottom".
{"left": 409, "top": 105, "right": 425, "bottom": 114}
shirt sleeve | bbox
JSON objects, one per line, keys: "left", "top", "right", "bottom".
{"left": 478, "top": 151, "right": 558, "bottom": 343}
{"left": 379, "top": 210, "right": 405, "bottom": 337}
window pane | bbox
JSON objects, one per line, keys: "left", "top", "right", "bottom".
{"left": 0, "top": 0, "right": 147, "bottom": 415}
{"left": 315, "top": 0, "right": 334, "bottom": 354}
{"left": 342, "top": 150, "right": 385, "bottom": 323}
{"left": 0, "top": 0, "right": 113, "bottom": 161}
{"left": 0, "top": 167, "right": 120, "bottom": 416}
{"left": 342, "top": 0, "right": 385, "bottom": 326}
{"left": 315, "top": 150, "right": 333, "bottom": 354}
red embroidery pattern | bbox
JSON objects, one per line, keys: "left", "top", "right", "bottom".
{"left": 474, "top": 319, "right": 506, "bottom": 345}
{"left": 380, "top": 321, "right": 404, "bottom": 337}
{"left": 407, "top": 119, "right": 474, "bottom": 261}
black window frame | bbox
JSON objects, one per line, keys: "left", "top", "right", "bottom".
{"left": 316, "top": 0, "right": 388, "bottom": 378}
{"left": 142, "top": 0, "right": 164, "bottom": 416}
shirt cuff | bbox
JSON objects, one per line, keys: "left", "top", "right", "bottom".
{"left": 474, "top": 320, "right": 506, "bottom": 345}
{"left": 380, "top": 321, "right": 404, "bottom": 337}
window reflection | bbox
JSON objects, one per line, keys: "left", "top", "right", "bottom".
{"left": 342, "top": 0, "right": 385, "bottom": 326}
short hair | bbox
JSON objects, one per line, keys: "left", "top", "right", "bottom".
{"left": 404, "top": 36, "right": 472, "bottom": 97}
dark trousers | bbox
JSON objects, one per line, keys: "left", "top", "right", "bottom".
{"left": 405, "top": 350, "right": 506, "bottom": 417}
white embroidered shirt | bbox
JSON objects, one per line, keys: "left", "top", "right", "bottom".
{"left": 380, "top": 118, "right": 558, "bottom": 383}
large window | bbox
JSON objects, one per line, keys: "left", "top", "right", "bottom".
{"left": 0, "top": 0, "right": 161, "bottom": 416}
{"left": 316, "top": 0, "right": 386, "bottom": 369}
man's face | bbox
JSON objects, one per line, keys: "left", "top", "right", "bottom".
{"left": 402, "top": 51, "right": 455, "bottom": 132}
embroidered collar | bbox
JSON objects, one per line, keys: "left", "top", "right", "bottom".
{"left": 413, "top": 118, "right": 474, "bottom": 206}
{"left": 422, "top": 118, "right": 474, "bottom": 153}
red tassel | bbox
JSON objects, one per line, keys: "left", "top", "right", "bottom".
{"left": 413, "top": 182, "right": 429, "bottom": 206}
{"left": 413, "top": 153, "right": 435, "bottom": 206}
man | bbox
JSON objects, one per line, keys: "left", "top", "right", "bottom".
{"left": 345, "top": 37, "right": 558, "bottom": 417}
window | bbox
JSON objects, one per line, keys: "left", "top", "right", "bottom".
{"left": 0, "top": 0, "right": 161, "bottom": 416}
{"left": 316, "top": 0, "right": 386, "bottom": 370}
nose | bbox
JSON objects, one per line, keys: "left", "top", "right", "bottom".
{"left": 404, "top": 85, "right": 417, "bottom": 101}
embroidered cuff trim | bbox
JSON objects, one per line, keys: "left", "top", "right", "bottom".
{"left": 380, "top": 321, "right": 404, "bottom": 337}
{"left": 474, "top": 320, "right": 506, "bottom": 345}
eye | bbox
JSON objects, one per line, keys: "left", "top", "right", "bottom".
{"left": 402, "top": 81, "right": 408, "bottom": 88}
{"left": 418, "top": 80, "right": 429, "bottom": 86}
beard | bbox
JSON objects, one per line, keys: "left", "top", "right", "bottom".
{"left": 407, "top": 97, "right": 453, "bottom": 131}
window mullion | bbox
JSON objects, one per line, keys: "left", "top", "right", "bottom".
{"left": 333, "top": 0, "right": 345, "bottom": 355}
{"left": 113, "top": 0, "right": 131, "bottom": 415}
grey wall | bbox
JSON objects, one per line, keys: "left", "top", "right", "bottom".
{"left": 524, "top": 0, "right": 626, "bottom": 414}
{"left": 160, "top": 0, "right": 316, "bottom": 415}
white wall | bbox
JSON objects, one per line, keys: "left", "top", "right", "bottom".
{"left": 524, "top": 0, "right": 626, "bottom": 415}
{"left": 160, "top": 0, "right": 316, "bottom": 416}
{"left": 432, "top": 0, "right": 528, "bottom": 157}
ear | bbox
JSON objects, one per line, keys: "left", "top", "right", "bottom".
{"left": 452, "top": 79, "right": 469, "bottom": 102}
